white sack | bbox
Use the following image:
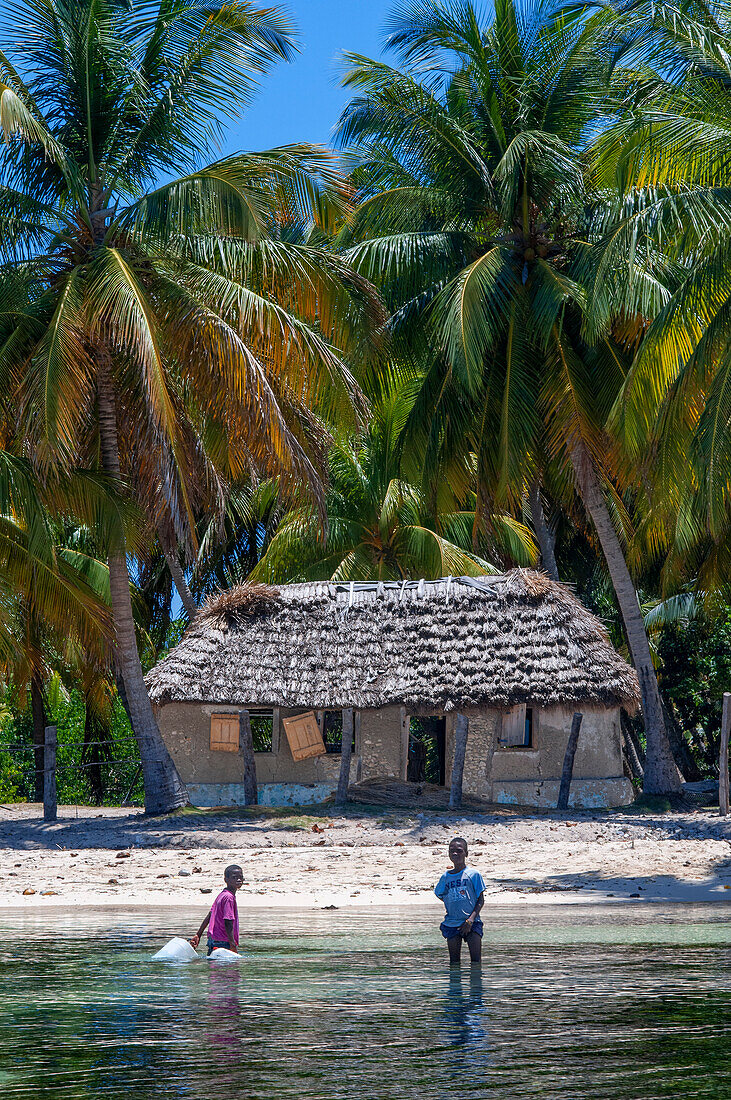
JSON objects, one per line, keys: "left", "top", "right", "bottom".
{"left": 207, "top": 947, "right": 242, "bottom": 963}
{"left": 151, "top": 937, "right": 199, "bottom": 962}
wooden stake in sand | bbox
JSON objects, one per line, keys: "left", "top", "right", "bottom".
{"left": 448, "top": 714, "right": 469, "bottom": 810}
{"left": 335, "top": 709, "right": 354, "bottom": 806}
{"left": 719, "top": 693, "right": 731, "bottom": 817}
{"left": 43, "top": 724, "right": 57, "bottom": 823}
{"left": 557, "top": 712, "right": 583, "bottom": 811}
{"left": 239, "top": 710, "right": 258, "bottom": 806}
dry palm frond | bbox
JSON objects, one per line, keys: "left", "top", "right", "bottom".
{"left": 197, "top": 582, "right": 281, "bottom": 627}
{"left": 148, "top": 569, "right": 640, "bottom": 712}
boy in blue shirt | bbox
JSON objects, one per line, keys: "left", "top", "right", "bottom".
{"left": 435, "top": 837, "right": 485, "bottom": 964}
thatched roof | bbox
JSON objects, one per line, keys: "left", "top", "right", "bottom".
{"left": 146, "top": 571, "right": 640, "bottom": 714}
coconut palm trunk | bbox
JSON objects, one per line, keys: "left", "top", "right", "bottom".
{"left": 97, "top": 368, "right": 187, "bottom": 813}
{"left": 528, "top": 478, "right": 559, "bottom": 581}
{"left": 0, "top": 0, "right": 375, "bottom": 812}
{"left": 570, "top": 444, "right": 681, "bottom": 793}
{"left": 160, "top": 542, "right": 198, "bottom": 623}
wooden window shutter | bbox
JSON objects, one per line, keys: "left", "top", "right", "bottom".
{"left": 210, "top": 714, "right": 240, "bottom": 753}
{"left": 282, "top": 712, "right": 326, "bottom": 761}
{"left": 499, "top": 705, "right": 528, "bottom": 748}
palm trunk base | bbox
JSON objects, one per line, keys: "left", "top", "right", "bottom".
{"left": 138, "top": 755, "right": 189, "bottom": 815}
{"left": 663, "top": 701, "right": 701, "bottom": 782}
{"left": 124, "top": 681, "right": 189, "bottom": 814}
{"left": 97, "top": 370, "right": 189, "bottom": 814}
{"left": 571, "top": 444, "right": 681, "bottom": 794}
{"left": 638, "top": 667, "right": 683, "bottom": 794}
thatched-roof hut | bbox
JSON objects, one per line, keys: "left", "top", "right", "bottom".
{"left": 147, "top": 571, "right": 639, "bottom": 809}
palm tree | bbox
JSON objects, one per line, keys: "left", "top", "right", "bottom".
{"left": 586, "top": 0, "right": 731, "bottom": 603}
{"left": 191, "top": 480, "right": 283, "bottom": 595}
{"left": 336, "top": 0, "right": 681, "bottom": 791}
{"left": 252, "top": 388, "right": 536, "bottom": 582}
{"left": 0, "top": 1, "right": 377, "bottom": 811}
{"left": 0, "top": 456, "right": 116, "bottom": 796}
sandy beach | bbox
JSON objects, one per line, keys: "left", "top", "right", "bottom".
{"left": 1, "top": 802, "right": 730, "bottom": 911}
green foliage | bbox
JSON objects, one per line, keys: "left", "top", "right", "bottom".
{"left": 0, "top": 0, "right": 387, "bottom": 812}
{"left": 585, "top": 0, "right": 731, "bottom": 597}
{"left": 0, "top": 0, "right": 380, "bottom": 553}
{"left": 0, "top": 685, "right": 142, "bottom": 805}
{"left": 5, "top": 0, "right": 731, "bottom": 806}
{"left": 655, "top": 608, "right": 731, "bottom": 773}
{"left": 252, "top": 386, "right": 536, "bottom": 582}
{"left": 335, "top": 0, "right": 635, "bottom": 550}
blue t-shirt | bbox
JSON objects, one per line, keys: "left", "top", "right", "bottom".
{"left": 434, "top": 866, "right": 485, "bottom": 927}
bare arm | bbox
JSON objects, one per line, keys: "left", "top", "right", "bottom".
{"left": 223, "top": 918, "right": 238, "bottom": 953}
{"left": 460, "top": 891, "right": 484, "bottom": 935}
{"left": 189, "top": 911, "right": 210, "bottom": 948}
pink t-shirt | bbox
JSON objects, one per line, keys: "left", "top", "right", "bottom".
{"left": 209, "top": 887, "right": 239, "bottom": 945}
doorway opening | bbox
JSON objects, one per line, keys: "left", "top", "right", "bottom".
{"left": 407, "top": 716, "right": 446, "bottom": 785}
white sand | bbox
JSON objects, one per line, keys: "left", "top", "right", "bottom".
{"left": 1, "top": 803, "right": 730, "bottom": 910}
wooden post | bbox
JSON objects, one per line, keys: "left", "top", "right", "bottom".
{"left": 239, "top": 710, "right": 258, "bottom": 805}
{"left": 121, "top": 764, "right": 142, "bottom": 806}
{"left": 557, "top": 712, "right": 583, "bottom": 810}
{"left": 335, "top": 709, "right": 354, "bottom": 806}
{"left": 400, "top": 706, "right": 409, "bottom": 782}
{"left": 43, "top": 724, "right": 57, "bottom": 823}
{"left": 719, "top": 694, "right": 731, "bottom": 816}
{"left": 448, "top": 714, "right": 469, "bottom": 810}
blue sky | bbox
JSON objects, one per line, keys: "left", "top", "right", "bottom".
{"left": 224, "top": 1, "right": 394, "bottom": 152}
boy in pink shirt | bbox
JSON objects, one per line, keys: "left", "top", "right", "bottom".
{"left": 190, "top": 865, "right": 243, "bottom": 955}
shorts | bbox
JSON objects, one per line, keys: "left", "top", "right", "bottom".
{"left": 440, "top": 918, "right": 483, "bottom": 940}
{"left": 207, "top": 937, "right": 234, "bottom": 955}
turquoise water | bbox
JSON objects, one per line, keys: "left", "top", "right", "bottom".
{"left": 1, "top": 905, "right": 730, "bottom": 1098}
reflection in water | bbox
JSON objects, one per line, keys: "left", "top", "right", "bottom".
{"left": 206, "top": 967, "right": 244, "bottom": 1059}
{"left": 0, "top": 905, "right": 730, "bottom": 1100}
{"left": 440, "top": 966, "right": 490, "bottom": 1100}
{"left": 443, "top": 967, "right": 487, "bottom": 1051}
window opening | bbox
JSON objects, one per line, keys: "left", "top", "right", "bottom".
{"left": 524, "top": 707, "right": 534, "bottom": 748}
{"left": 250, "top": 710, "right": 273, "bottom": 752}
{"left": 319, "top": 711, "right": 356, "bottom": 754}
{"left": 407, "top": 716, "right": 446, "bottom": 785}
{"left": 498, "top": 705, "right": 534, "bottom": 749}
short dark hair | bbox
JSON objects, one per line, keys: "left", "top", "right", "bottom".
{"left": 449, "top": 836, "right": 468, "bottom": 852}
{"left": 224, "top": 864, "right": 243, "bottom": 879}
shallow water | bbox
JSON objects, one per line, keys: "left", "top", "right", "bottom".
{"left": 1, "top": 904, "right": 730, "bottom": 1099}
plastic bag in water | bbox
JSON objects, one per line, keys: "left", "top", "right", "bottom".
{"left": 151, "top": 937, "right": 199, "bottom": 962}
{"left": 207, "top": 947, "right": 241, "bottom": 963}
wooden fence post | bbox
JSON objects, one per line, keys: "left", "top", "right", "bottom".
{"left": 557, "top": 712, "right": 583, "bottom": 811}
{"left": 448, "top": 714, "right": 469, "bottom": 810}
{"left": 43, "top": 724, "right": 57, "bottom": 823}
{"left": 335, "top": 709, "right": 354, "bottom": 806}
{"left": 121, "top": 764, "right": 142, "bottom": 807}
{"left": 719, "top": 694, "right": 731, "bottom": 817}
